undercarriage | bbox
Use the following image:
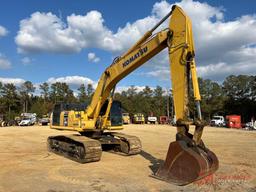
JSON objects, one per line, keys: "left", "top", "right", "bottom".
{"left": 47, "top": 132, "right": 142, "bottom": 163}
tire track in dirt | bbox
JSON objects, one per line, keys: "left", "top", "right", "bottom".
{"left": 48, "top": 166, "right": 89, "bottom": 186}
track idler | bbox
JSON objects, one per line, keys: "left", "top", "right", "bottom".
{"left": 155, "top": 122, "right": 219, "bottom": 185}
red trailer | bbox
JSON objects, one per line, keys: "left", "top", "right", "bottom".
{"left": 226, "top": 115, "right": 241, "bottom": 128}
{"left": 159, "top": 116, "right": 169, "bottom": 124}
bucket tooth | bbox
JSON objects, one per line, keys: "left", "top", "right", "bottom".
{"left": 155, "top": 140, "right": 218, "bottom": 185}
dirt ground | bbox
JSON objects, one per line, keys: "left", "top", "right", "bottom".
{"left": 0, "top": 124, "right": 256, "bottom": 192}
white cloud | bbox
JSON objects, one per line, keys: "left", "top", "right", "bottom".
{"left": 0, "top": 25, "right": 8, "bottom": 37}
{"left": 88, "top": 52, "right": 100, "bottom": 63}
{"left": 115, "top": 86, "right": 147, "bottom": 93}
{"left": 15, "top": 6, "right": 159, "bottom": 54}
{"left": 0, "top": 77, "right": 25, "bottom": 86}
{"left": 15, "top": 0, "right": 256, "bottom": 81}
{"left": 15, "top": 12, "right": 77, "bottom": 53}
{"left": 21, "top": 57, "right": 32, "bottom": 65}
{"left": 42, "top": 76, "right": 157, "bottom": 95}
{"left": 138, "top": 0, "right": 256, "bottom": 81}
{"left": 47, "top": 75, "right": 96, "bottom": 89}
{"left": 115, "top": 85, "right": 169, "bottom": 95}
{"left": 0, "top": 76, "right": 96, "bottom": 96}
{"left": 15, "top": 11, "right": 115, "bottom": 53}
{"left": 0, "top": 54, "right": 11, "bottom": 69}
{"left": 142, "top": 69, "right": 169, "bottom": 80}
{"left": 45, "top": 76, "right": 162, "bottom": 95}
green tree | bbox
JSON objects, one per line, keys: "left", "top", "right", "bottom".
{"left": 198, "top": 78, "right": 225, "bottom": 120}
{"left": 50, "top": 83, "right": 57, "bottom": 102}
{"left": 222, "top": 75, "right": 255, "bottom": 122}
{"left": 126, "top": 86, "right": 138, "bottom": 114}
{"left": 39, "top": 82, "right": 49, "bottom": 103}
{"left": 50, "top": 82, "right": 76, "bottom": 103}
{"left": 30, "top": 97, "right": 48, "bottom": 118}
{"left": 78, "top": 84, "right": 87, "bottom": 102}
{"left": 250, "top": 76, "right": 256, "bottom": 101}
{"left": 223, "top": 75, "right": 252, "bottom": 100}
{"left": 0, "top": 82, "right": 4, "bottom": 114}
{"left": 139, "top": 86, "right": 153, "bottom": 115}
{"left": 19, "top": 81, "right": 35, "bottom": 112}
{"left": 66, "top": 89, "right": 77, "bottom": 103}
{"left": 153, "top": 86, "right": 165, "bottom": 117}
{"left": 126, "top": 85, "right": 137, "bottom": 97}
{"left": 1, "top": 83, "right": 19, "bottom": 119}
{"left": 0, "top": 82, "right": 3, "bottom": 95}
{"left": 87, "top": 83, "right": 94, "bottom": 97}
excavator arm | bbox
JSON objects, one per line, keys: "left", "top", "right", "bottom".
{"left": 87, "top": 6, "right": 200, "bottom": 125}
{"left": 86, "top": 29, "right": 168, "bottom": 122}
{"left": 48, "top": 5, "right": 218, "bottom": 185}
{"left": 85, "top": 6, "right": 219, "bottom": 185}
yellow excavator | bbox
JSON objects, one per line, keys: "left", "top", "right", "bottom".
{"left": 48, "top": 5, "right": 218, "bottom": 185}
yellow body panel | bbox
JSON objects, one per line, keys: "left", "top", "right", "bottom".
{"left": 50, "top": 109, "right": 122, "bottom": 131}
{"left": 133, "top": 113, "right": 145, "bottom": 124}
{"left": 122, "top": 113, "right": 130, "bottom": 124}
{"left": 169, "top": 7, "right": 192, "bottom": 120}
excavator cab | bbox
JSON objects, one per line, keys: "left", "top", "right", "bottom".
{"left": 100, "top": 100, "right": 123, "bottom": 127}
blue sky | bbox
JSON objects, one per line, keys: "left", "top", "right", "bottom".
{"left": 0, "top": 0, "right": 256, "bottom": 92}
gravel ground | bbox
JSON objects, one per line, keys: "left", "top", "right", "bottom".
{"left": 0, "top": 124, "right": 256, "bottom": 192}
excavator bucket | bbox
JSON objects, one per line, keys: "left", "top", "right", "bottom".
{"left": 155, "top": 140, "right": 218, "bottom": 185}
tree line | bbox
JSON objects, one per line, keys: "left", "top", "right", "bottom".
{"left": 0, "top": 75, "right": 255, "bottom": 122}
{"left": 0, "top": 81, "right": 94, "bottom": 120}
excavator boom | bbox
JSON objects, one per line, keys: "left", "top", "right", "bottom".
{"left": 48, "top": 5, "right": 218, "bottom": 185}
